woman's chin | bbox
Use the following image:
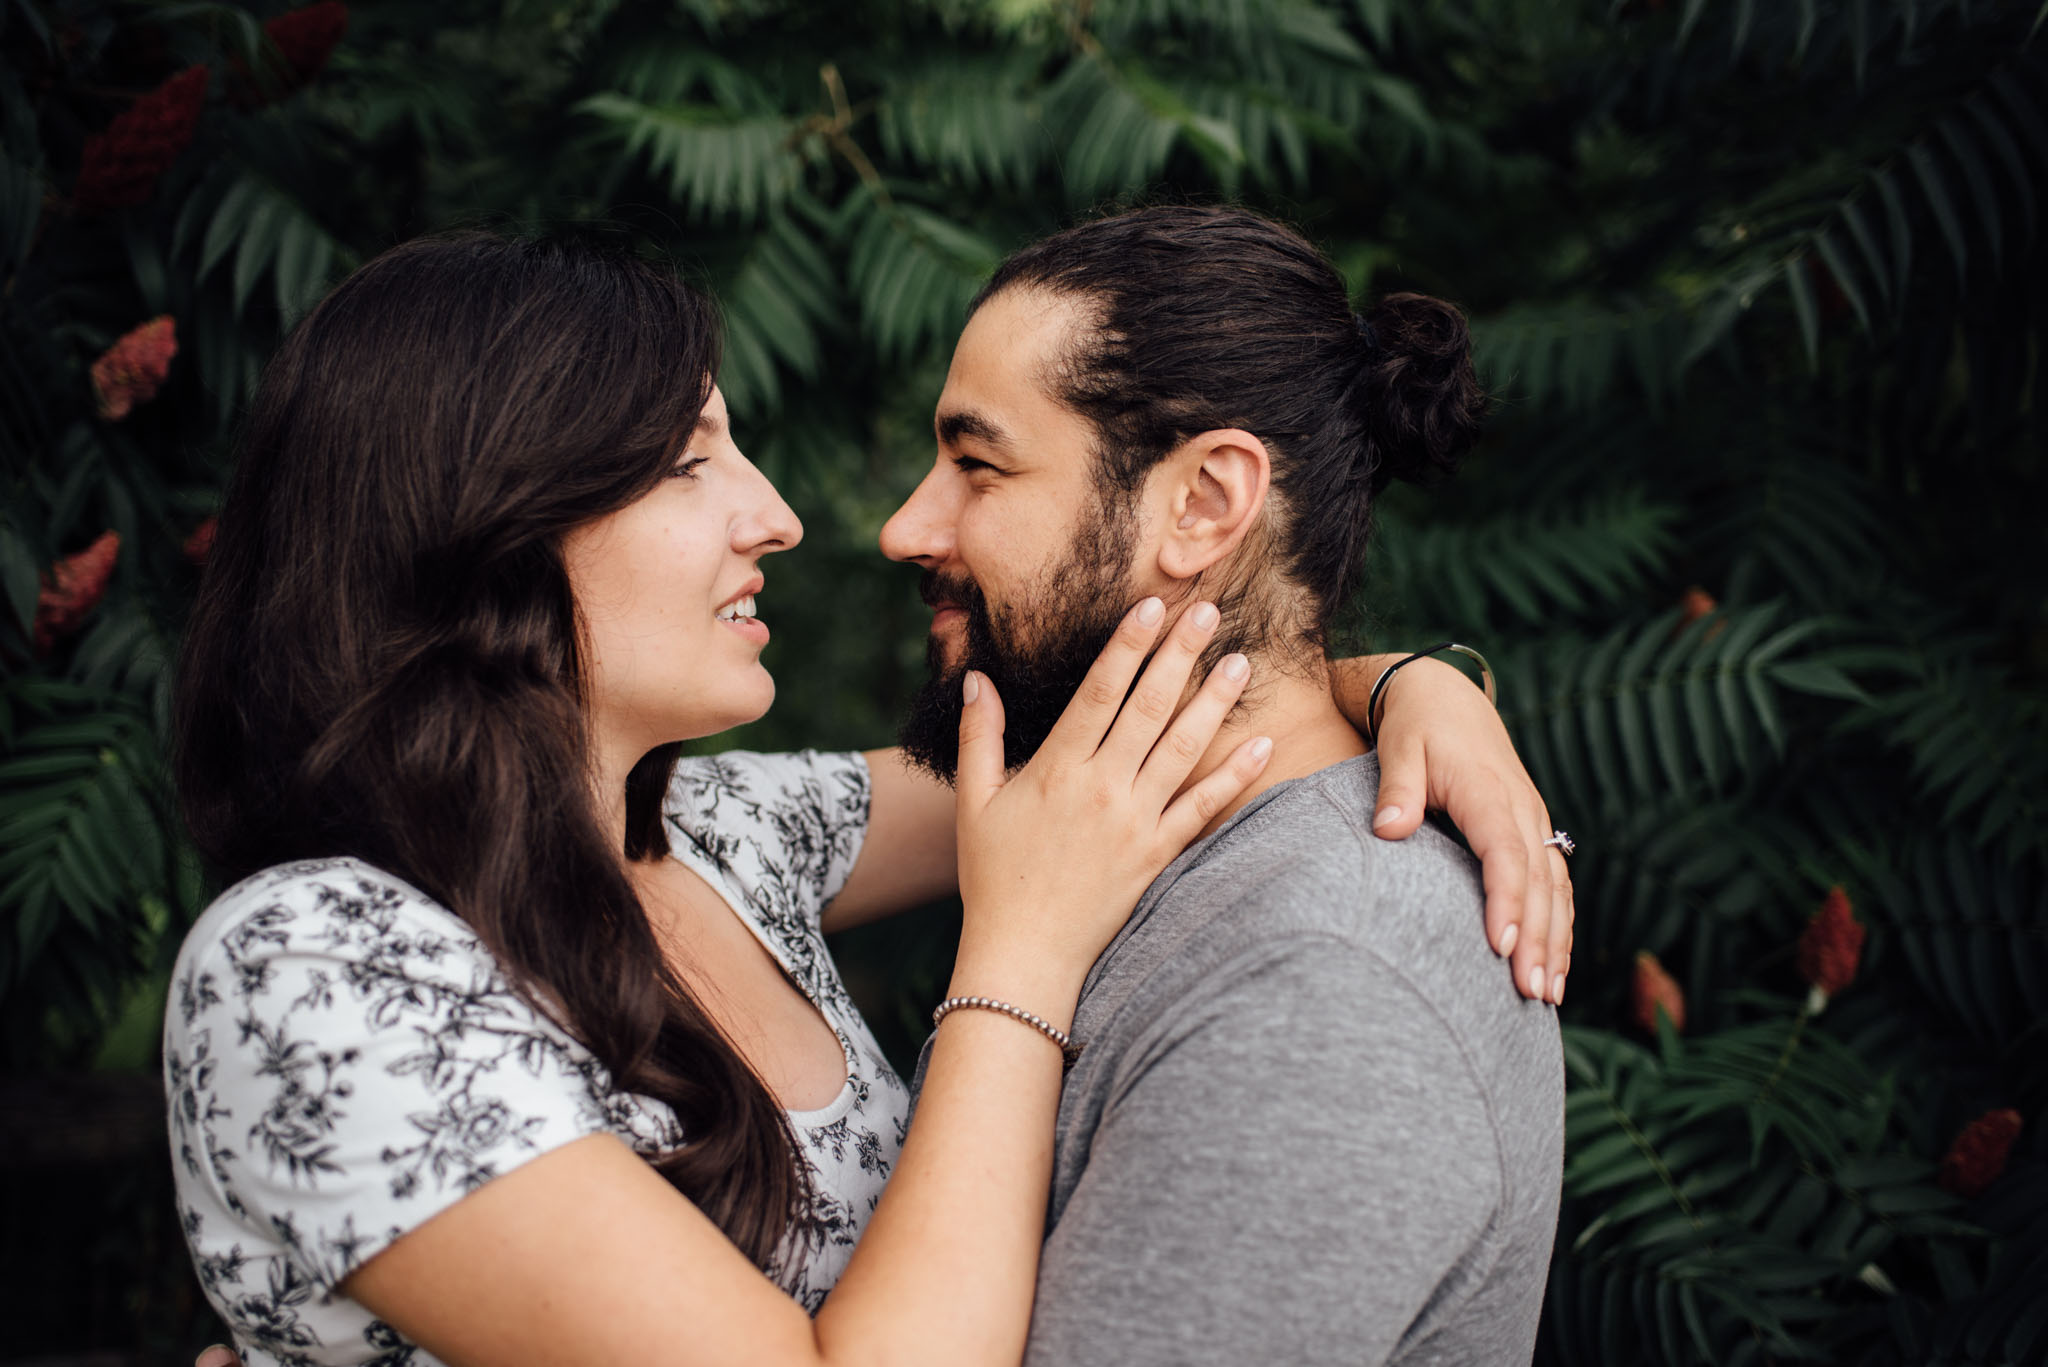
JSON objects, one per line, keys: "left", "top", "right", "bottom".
{"left": 746, "top": 665, "right": 776, "bottom": 718}
{"left": 647, "top": 667, "right": 777, "bottom": 745}
{"left": 706, "top": 675, "right": 777, "bottom": 736}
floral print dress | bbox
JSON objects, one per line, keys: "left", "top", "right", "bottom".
{"left": 165, "top": 750, "right": 909, "bottom": 1366}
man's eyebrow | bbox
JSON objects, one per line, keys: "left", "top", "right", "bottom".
{"left": 936, "top": 410, "right": 1013, "bottom": 453}
{"left": 694, "top": 411, "right": 726, "bottom": 438}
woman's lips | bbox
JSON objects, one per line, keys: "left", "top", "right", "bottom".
{"left": 719, "top": 615, "right": 770, "bottom": 644}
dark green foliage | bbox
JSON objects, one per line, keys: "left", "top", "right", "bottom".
{"left": 2, "top": 0, "right": 2043, "bottom": 1360}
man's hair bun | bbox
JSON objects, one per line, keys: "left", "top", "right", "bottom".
{"left": 1361, "top": 292, "right": 1486, "bottom": 493}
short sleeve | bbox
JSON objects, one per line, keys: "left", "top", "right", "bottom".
{"left": 664, "top": 749, "right": 871, "bottom": 935}
{"left": 163, "top": 860, "right": 629, "bottom": 1298}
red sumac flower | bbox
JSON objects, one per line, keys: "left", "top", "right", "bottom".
{"left": 72, "top": 65, "right": 209, "bottom": 213}
{"left": 183, "top": 517, "right": 217, "bottom": 566}
{"left": 232, "top": 2, "right": 349, "bottom": 108}
{"left": 1632, "top": 951, "right": 1685, "bottom": 1035}
{"left": 34, "top": 531, "right": 121, "bottom": 654}
{"left": 1939, "top": 1108, "right": 2023, "bottom": 1198}
{"left": 1797, "top": 885, "right": 1864, "bottom": 1006}
{"left": 90, "top": 316, "right": 178, "bottom": 420}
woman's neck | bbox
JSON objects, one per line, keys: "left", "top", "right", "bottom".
{"left": 590, "top": 737, "right": 638, "bottom": 855}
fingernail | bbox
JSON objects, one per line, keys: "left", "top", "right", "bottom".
{"left": 1249, "top": 736, "right": 1273, "bottom": 763}
{"left": 1497, "top": 923, "right": 1517, "bottom": 957}
{"left": 1551, "top": 974, "right": 1566, "bottom": 1005}
{"left": 1191, "top": 601, "right": 1219, "bottom": 629}
{"left": 1528, "top": 965, "right": 1546, "bottom": 999}
{"left": 1372, "top": 805, "right": 1402, "bottom": 830}
{"left": 962, "top": 671, "right": 980, "bottom": 704}
{"left": 1135, "top": 597, "right": 1164, "bottom": 625}
{"left": 1222, "top": 653, "right": 1248, "bottom": 681}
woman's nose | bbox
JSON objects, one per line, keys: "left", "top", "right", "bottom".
{"left": 737, "top": 477, "right": 803, "bottom": 554}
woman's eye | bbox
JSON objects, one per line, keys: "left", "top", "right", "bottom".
{"left": 671, "top": 455, "right": 710, "bottom": 480}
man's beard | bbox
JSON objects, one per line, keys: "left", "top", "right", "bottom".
{"left": 898, "top": 498, "right": 1138, "bottom": 784}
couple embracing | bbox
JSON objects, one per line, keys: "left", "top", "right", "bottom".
{"left": 167, "top": 205, "right": 1566, "bottom": 1367}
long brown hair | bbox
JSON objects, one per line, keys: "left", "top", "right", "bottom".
{"left": 173, "top": 231, "right": 803, "bottom": 1267}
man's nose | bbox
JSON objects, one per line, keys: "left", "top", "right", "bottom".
{"left": 878, "top": 462, "right": 956, "bottom": 566}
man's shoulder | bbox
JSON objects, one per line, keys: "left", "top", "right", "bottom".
{"left": 1152, "top": 754, "right": 1486, "bottom": 954}
{"left": 1082, "top": 754, "right": 1550, "bottom": 1099}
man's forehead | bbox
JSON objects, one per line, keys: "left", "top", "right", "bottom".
{"left": 934, "top": 290, "right": 1095, "bottom": 455}
{"left": 946, "top": 289, "right": 1087, "bottom": 390}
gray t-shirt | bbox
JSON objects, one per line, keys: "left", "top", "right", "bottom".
{"left": 925, "top": 754, "right": 1564, "bottom": 1366}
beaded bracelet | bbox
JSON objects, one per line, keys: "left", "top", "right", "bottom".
{"left": 932, "top": 995, "right": 1083, "bottom": 1068}
{"left": 1364, "top": 642, "right": 1497, "bottom": 747}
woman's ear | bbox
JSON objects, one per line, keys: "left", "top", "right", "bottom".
{"left": 1155, "top": 428, "right": 1271, "bottom": 582}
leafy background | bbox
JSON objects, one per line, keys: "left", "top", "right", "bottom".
{"left": 3, "top": 0, "right": 2045, "bottom": 1362}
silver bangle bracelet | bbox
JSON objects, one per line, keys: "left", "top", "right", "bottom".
{"left": 932, "top": 995, "right": 1083, "bottom": 1067}
{"left": 1364, "top": 642, "right": 1497, "bottom": 747}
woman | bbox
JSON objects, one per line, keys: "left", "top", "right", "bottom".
{"left": 168, "top": 231, "right": 1565, "bottom": 1366}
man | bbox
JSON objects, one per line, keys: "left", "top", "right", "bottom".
{"left": 885, "top": 205, "right": 1565, "bottom": 1365}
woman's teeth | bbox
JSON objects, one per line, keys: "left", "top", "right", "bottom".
{"left": 717, "top": 595, "right": 757, "bottom": 622}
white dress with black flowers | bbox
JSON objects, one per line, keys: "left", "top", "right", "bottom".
{"left": 164, "top": 749, "right": 909, "bottom": 1366}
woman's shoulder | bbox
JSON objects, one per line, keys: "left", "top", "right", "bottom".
{"left": 664, "top": 750, "right": 871, "bottom": 910}
{"left": 165, "top": 854, "right": 632, "bottom": 1196}
{"left": 163, "top": 857, "right": 639, "bottom": 1315}
{"left": 662, "top": 749, "right": 874, "bottom": 996}
{"left": 170, "top": 856, "right": 498, "bottom": 1017}
{"left": 197, "top": 856, "right": 454, "bottom": 918}
{"left": 665, "top": 748, "right": 871, "bottom": 836}
{"left": 190, "top": 854, "right": 458, "bottom": 931}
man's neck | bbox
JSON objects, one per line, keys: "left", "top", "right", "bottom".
{"left": 1182, "top": 657, "right": 1366, "bottom": 839}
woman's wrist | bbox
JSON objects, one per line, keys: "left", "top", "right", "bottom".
{"left": 945, "top": 945, "right": 1085, "bottom": 1036}
{"left": 1335, "top": 653, "right": 1468, "bottom": 737}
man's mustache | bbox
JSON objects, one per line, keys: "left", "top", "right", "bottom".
{"left": 918, "top": 570, "right": 983, "bottom": 613}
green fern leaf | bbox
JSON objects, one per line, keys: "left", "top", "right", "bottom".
{"left": 1937, "top": 115, "right": 2005, "bottom": 267}
{"left": 874, "top": 56, "right": 1046, "bottom": 191}
{"left": 0, "top": 691, "right": 170, "bottom": 998}
{"left": 189, "top": 169, "right": 345, "bottom": 322}
{"left": 1785, "top": 256, "right": 1822, "bottom": 368}
{"left": 715, "top": 212, "right": 842, "bottom": 418}
{"left": 1963, "top": 95, "right": 2038, "bottom": 240}
{"left": 1834, "top": 197, "right": 1894, "bottom": 310}
{"left": 577, "top": 93, "right": 801, "bottom": 221}
{"left": 843, "top": 192, "right": 1000, "bottom": 364}
{"left": 1905, "top": 141, "right": 1970, "bottom": 284}
{"left": 1047, "top": 56, "right": 1247, "bottom": 201}
{"left": 1373, "top": 489, "right": 1680, "bottom": 631}
{"left": 1474, "top": 300, "right": 1693, "bottom": 412}
{"left": 1810, "top": 230, "right": 1873, "bottom": 332}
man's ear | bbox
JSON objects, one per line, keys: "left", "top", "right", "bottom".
{"left": 1154, "top": 428, "right": 1271, "bottom": 582}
